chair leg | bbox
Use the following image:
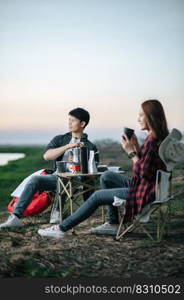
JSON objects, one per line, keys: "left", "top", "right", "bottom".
{"left": 157, "top": 208, "right": 161, "bottom": 241}
{"left": 116, "top": 216, "right": 124, "bottom": 240}
{"left": 156, "top": 206, "right": 166, "bottom": 242}
{"left": 138, "top": 223, "right": 155, "bottom": 241}
{"left": 165, "top": 208, "right": 170, "bottom": 237}
{"left": 159, "top": 205, "right": 170, "bottom": 241}
{"left": 116, "top": 202, "right": 172, "bottom": 242}
{"left": 115, "top": 223, "right": 135, "bottom": 240}
{"left": 166, "top": 202, "right": 171, "bottom": 236}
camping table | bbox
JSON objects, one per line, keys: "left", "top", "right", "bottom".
{"left": 51, "top": 171, "right": 125, "bottom": 230}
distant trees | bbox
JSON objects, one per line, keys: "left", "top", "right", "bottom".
{"left": 94, "top": 138, "right": 120, "bottom": 149}
{"left": 93, "top": 139, "right": 132, "bottom": 171}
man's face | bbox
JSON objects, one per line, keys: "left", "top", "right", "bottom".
{"left": 68, "top": 115, "right": 85, "bottom": 132}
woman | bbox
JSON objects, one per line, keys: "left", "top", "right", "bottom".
{"left": 38, "top": 99, "right": 169, "bottom": 238}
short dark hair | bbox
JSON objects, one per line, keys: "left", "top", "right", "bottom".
{"left": 69, "top": 107, "right": 90, "bottom": 127}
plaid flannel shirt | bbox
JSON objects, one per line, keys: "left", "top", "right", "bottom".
{"left": 124, "top": 134, "right": 166, "bottom": 223}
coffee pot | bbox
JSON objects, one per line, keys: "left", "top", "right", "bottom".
{"left": 73, "top": 147, "right": 81, "bottom": 164}
{"left": 72, "top": 146, "right": 89, "bottom": 174}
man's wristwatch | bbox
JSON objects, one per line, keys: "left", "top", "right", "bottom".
{"left": 128, "top": 151, "right": 137, "bottom": 159}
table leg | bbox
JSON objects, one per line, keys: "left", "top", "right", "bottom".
{"left": 57, "top": 175, "right": 102, "bottom": 233}
{"left": 69, "top": 180, "right": 73, "bottom": 215}
{"left": 50, "top": 178, "right": 61, "bottom": 222}
{"left": 58, "top": 177, "right": 63, "bottom": 222}
{"left": 68, "top": 180, "right": 76, "bottom": 234}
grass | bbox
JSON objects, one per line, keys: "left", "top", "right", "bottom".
{"left": 0, "top": 144, "right": 184, "bottom": 278}
{"left": 0, "top": 144, "right": 183, "bottom": 212}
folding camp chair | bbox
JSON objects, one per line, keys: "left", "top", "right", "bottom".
{"left": 115, "top": 170, "right": 173, "bottom": 242}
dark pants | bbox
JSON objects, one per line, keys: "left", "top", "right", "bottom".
{"left": 59, "top": 171, "right": 131, "bottom": 232}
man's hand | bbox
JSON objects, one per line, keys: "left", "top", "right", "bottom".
{"left": 68, "top": 142, "right": 84, "bottom": 149}
{"left": 44, "top": 142, "right": 85, "bottom": 161}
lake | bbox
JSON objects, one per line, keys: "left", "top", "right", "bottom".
{"left": 0, "top": 153, "right": 25, "bottom": 166}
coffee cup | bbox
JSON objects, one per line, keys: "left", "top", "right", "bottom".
{"left": 107, "top": 166, "right": 121, "bottom": 172}
{"left": 123, "top": 127, "right": 134, "bottom": 140}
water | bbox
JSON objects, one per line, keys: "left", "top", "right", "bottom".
{"left": 0, "top": 153, "right": 25, "bottom": 166}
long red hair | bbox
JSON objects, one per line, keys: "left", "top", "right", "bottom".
{"left": 142, "top": 99, "right": 169, "bottom": 142}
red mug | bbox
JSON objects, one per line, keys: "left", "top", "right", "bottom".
{"left": 71, "top": 164, "right": 81, "bottom": 172}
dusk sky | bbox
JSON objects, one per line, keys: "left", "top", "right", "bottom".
{"left": 0, "top": 0, "right": 184, "bottom": 144}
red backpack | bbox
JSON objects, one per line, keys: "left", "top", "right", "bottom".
{"left": 7, "top": 170, "right": 53, "bottom": 216}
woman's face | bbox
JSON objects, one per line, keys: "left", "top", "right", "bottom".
{"left": 137, "top": 107, "right": 149, "bottom": 131}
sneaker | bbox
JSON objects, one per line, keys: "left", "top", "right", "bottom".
{"left": 38, "top": 225, "right": 65, "bottom": 239}
{"left": 50, "top": 210, "right": 60, "bottom": 224}
{"left": 0, "top": 214, "right": 23, "bottom": 229}
{"left": 90, "top": 222, "right": 118, "bottom": 235}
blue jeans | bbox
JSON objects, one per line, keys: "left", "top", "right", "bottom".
{"left": 13, "top": 174, "right": 95, "bottom": 218}
{"left": 59, "top": 171, "right": 131, "bottom": 232}
{"left": 13, "top": 175, "right": 57, "bottom": 217}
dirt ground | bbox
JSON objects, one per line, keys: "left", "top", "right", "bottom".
{"left": 0, "top": 207, "right": 183, "bottom": 278}
{"left": 0, "top": 144, "right": 183, "bottom": 278}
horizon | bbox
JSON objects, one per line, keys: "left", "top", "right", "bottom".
{"left": 0, "top": 127, "right": 183, "bottom": 146}
{"left": 1, "top": 0, "right": 184, "bottom": 143}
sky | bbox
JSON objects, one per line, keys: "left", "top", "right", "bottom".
{"left": 0, "top": 0, "right": 184, "bottom": 144}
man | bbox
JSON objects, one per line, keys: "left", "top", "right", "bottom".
{"left": 0, "top": 107, "right": 99, "bottom": 228}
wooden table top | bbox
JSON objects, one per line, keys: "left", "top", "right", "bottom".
{"left": 57, "top": 170, "right": 125, "bottom": 178}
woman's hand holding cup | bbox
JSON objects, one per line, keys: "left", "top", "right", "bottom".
{"left": 121, "top": 134, "right": 135, "bottom": 154}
